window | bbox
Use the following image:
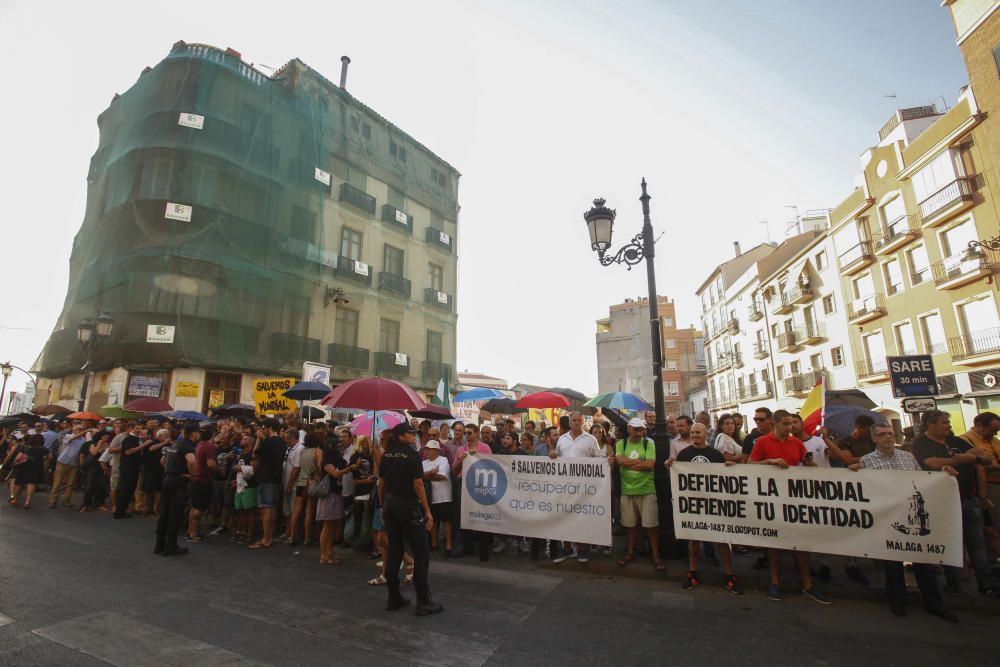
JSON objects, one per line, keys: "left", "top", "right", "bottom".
{"left": 387, "top": 187, "right": 405, "bottom": 210}
{"left": 341, "top": 228, "right": 362, "bottom": 260}
{"left": 668, "top": 381, "right": 679, "bottom": 396}
{"left": 919, "top": 312, "right": 947, "bottom": 354}
{"left": 830, "top": 346, "right": 844, "bottom": 367}
{"left": 362, "top": 123, "right": 371, "bottom": 140}
{"left": 662, "top": 315, "right": 674, "bottom": 328}
{"left": 941, "top": 220, "right": 978, "bottom": 258}
{"left": 335, "top": 308, "right": 359, "bottom": 347}
{"left": 790, "top": 360, "right": 801, "bottom": 376}
{"left": 907, "top": 245, "right": 930, "bottom": 284}
{"left": 389, "top": 139, "right": 407, "bottom": 163}
{"left": 771, "top": 323, "right": 779, "bottom": 338}
{"left": 809, "top": 353, "right": 822, "bottom": 370}
{"left": 883, "top": 259, "right": 903, "bottom": 295}
{"left": 665, "top": 338, "right": 676, "bottom": 349}
{"left": 803, "top": 305, "right": 817, "bottom": 332}
{"left": 379, "top": 318, "right": 400, "bottom": 353}
{"left": 426, "top": 330, "right": 443, "bottom": 363}
{"left": 833, "top": 222, "right": 862, "bottom": 258}
{"left": 348, "top": 166, "right": 367, "bottom": 191}
{"left": 894, "top": 321, "right": 917, "bottom": 356}
{"left": 852, "top": 273, "right": 875, "bottom": 302}
{"left": 667, "top": 360, "right": 678, "bottom": 370}
{"left": 815, "top": 251, "right": 827, "bottom": 271}
{"left": 879, "top": 195, "right": 906, "bottom": 229}
{"left": 291, "top": 206, "right": 316, "bottom": 243}
{"left": 761, "top": 367, "right": 770, "bottom": 383}
{"left": 822, "top": 294, "right": 836, "bottom": 315}
{"left": 957, "top": 296, "right": 1000, "bottom": 350}
{"left": 280, "top": 294, "right": 309, "bottom": 338}
{"left": 776, "top": 365, "right": 786, "bottom": 381}
{"left": 428, "top": 263, "right": 443, "bottom": 291}
{"left": 863, "top": 331, "right": 887, "bottom": 371}
{"left": 430, "top": 168, "right": 447, "bottom": 188}
{"left": 383, "top": 244, "right": 404, "bottom": 276}
{"left": 912, "top": 149, "right": 964, "bottom": 203}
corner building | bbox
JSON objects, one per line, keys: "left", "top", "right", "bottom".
{"left": 33, "top": 42, "right": 460, "bottom": 411}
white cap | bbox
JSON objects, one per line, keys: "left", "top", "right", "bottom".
{"left": 628, "top": 418, "right": 646, "bottom": 429}
{"left": 425, "top": 439, "right": 441, "bottom": 450}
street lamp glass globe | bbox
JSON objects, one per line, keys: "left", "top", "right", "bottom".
{"left": 77, "top": 319, "right": 95, "bottom": 344}
{"left": 584, "top": 198, "right": 616, "bottom": 253}
{"left": 96, "top": 312, "right": 114, "bottom": 338}
{"left": 1, "top": 362, "right": 11, "bottom": 379}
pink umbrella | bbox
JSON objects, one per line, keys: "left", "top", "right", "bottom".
{"left": 348, "top": 411, "right": 405, "bottom": 438}
{"left": 320, "top": 377, "right": 426, "bottom": 412}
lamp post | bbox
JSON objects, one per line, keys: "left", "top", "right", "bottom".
{"left": 77, "top": 311, "right": 114, "bottom": 411}
{"left": 584, "top": 179, "right": 666, "bottom": 437}
{"left": 1, "top": 362, "right": 11, "bottom": 416}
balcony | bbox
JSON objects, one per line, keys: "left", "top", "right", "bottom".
{"left": 378, "top": 271, "right": 411, "bottom": 299}
{"left": 423, "top": 361, "right": 453, "bottom": 381}
{"left": 327, "top": 343, "right": 370, "bottom": 370}
{"left": 334, "top": 255, "right": 373, "bottom": 286}
{"left": 777, "top": 329, "right": 803, "bottom": 352}
{"left": 271, "top": 333, "right": 320, "bottom": 362}
{"left": 381, "top": 204, "right": 413, "bottom": 235}
{"left": 932, "top": 249, "right": 1000, "bottom": 290}
{"left": 949, "top": 327, "right": 1000, "bottom": 365}
{"left": 748, "top": 303, "right": 763, "bottom": 322}
{"left": 374, "top": 351, "right": 410, "bottom": 377}
{"left": 783, "top": 371, "right": 822, "bottom": 396}
{"left": 788, "top": 284, "right": 813, "bottom": 304}
{"left": 753, "top": 341, "right": 769, "bottom": 359}
{"left": 847, "top": 295, "right": 887, "bottom": 325}
{"left": 339, "top": 183, "right": 376, "bottom": 215}
{"left": 426, "top": 226, "right": 453, "bottom": 253}
{"left": 801, "top": 321, "right": 826, "bottom": 345}
{"left": 707, "top": 395, "right": 737, "bottom": 411}
{"left": 726, "top": 318, "right": 740, "bottom": 335}
{"left": 873, "top": 215, "right": 920, "bottom": 255}
{"left": 738, "top": 381, "right": 773, "bottom": 402}
{"left": 838, "top": 241, "right": 874, "bottom": 276}
{"left": 856, "top": 358, "right": 890, "bottom": 381}
{"left": 424, "top": 287, "right": 454, "bottom": 312}
{"left": 919, "top": 177, "right": 974, "bottom": 227}
{"left": 771, "top": 292, "right": 794, "bottom": 315}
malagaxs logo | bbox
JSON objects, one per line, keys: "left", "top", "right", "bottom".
{"left": 465, "top": 458, "right": 507, "bottom": 506}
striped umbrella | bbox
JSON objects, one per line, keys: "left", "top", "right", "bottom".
{"left": 583, "top": 391, "right": 652, "bottom": 412}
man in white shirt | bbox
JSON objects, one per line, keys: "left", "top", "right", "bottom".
{"left": 283, "top": 429, "right": 305, "bottom": 543}
{"left": 791, "top": 414, "right": 829, "bottom": 468}
{"left": 550, "top": 412, "right": 602, "bottom": 563}
{"left": 670, "top": 416, "right": 694, "bottom": 459}
{"left": 421, "top": 441, "right": 453, "bottom": 555}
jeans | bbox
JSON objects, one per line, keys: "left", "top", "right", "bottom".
{"left": 116, "top": 469, "right": 139, "bottom": 517}
{"left": 884, "top": 560, "right": 944, "bottom": 612}
{"left": 383, "top": 495, "right": 430, "bottom": 601}
{"left": 156, "top": 475, "right": 189, "bottom": 549}
{"left": 48, "top": 463, "right": 78, "bottom": 506}
{"left": 946, "top": 498, "right": 994, "bottom": 589}
{"left": 82, "top": 464, "right": 106, "bottom": 508}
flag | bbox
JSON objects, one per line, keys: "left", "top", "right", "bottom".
{"left": 801, "top": 372, "right": 825, "bottom": 435}
{"left": 431, "top": 370, "right": 450, "bottom": 409}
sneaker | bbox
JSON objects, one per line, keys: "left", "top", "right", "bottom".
{"left": 185, "top": 535, "right": 205, "bottom": 543}
{"left": 767, "top": 584, "right": 781, "bottom": 601}
{"left": 846, "top": 564, "right": 870, "bottom": 586}
{"left": 725, "top": 575, "right": 742, "bottom": 595}
{"left": 576, "top": 549, "right": 589, "bottom": 564}
{"left": 209, "top": 526, "right": 226, "bottom": 537}
{"left": 802, "top": 587, "right": 832, "bottom": 605}
{"left": 551, "top": 551, "right": 569, "bottom": 564}
{"left": 681, "top": 571, "right": 699, "bottom": 590}
{"left": 492, "top": 540, "right": 507, "bottom": 555}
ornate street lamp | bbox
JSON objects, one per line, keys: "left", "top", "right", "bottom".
{"left": 0, "top": 362, "right": 12, "bottom": 416}
{"left": 584, "top": 179, "right": 666, "bottom": 436}
{"left": 77, "top": 311, "right": 115, "bottom": 410}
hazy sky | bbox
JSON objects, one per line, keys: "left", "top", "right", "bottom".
{"left": 0, "top": 0, "right": 969, "bottom": 397}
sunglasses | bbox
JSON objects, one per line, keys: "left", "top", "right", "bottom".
{"left": 753, "top": 417, "right": 770, "bottom": 422}
{"left": 464, "top": 430, "right": 475, "bottom": 435}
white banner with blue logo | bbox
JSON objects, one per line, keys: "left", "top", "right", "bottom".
{"left": 460, "top": 455, "right": 612, "bottom": 546}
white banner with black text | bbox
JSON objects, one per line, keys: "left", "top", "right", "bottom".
{"left": 460, "top": 455, "right": 612, "bottom": 546}
{"left": 670, "top": 462, "right": 962, "bottom": 567}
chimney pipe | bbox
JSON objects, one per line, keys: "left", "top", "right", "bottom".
{"left": 339, "top": 56, "right": 351, "bottom": 90}
{"left": 734, "top": 241, "right": 742, "bottom": 257}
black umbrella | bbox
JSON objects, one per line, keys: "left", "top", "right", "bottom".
{"left": 213, "top": 403, "right": 257, "bottom": 417}
{"left": 825, "top": 390, "right": 876, "bottom": 410}
{"left": 480, "top": 398, "right": 528, "bottom": 415}
{"left": 409, "top": 404, "right": 455, "bottom": 420}
{"left": 0, "top": 412, "right": 39, "bottom": 428}
{"left": 301, "top": 406, "right": 327, "bottom": 420}
{"left": 544, "top": 387, "right": 588, "bottom": 402}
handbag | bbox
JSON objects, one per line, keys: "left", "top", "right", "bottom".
{"left": 308, "top": 474, "right": 331, "bottom": 498}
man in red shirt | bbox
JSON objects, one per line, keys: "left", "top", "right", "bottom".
{"left": 749, "top": 410, "right": 830, "bottom": 605}
{"left": 188, "top": 428, "right": 220, "bottom": 543}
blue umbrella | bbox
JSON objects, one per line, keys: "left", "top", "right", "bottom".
{"left": 454, "top": 387, "right": 506, "bottom": 402}
{"left": 583, "top": 391, "right": 653, "bottom": 412}
{"left": 822, "top": 405, "right": 887, "bottom": 439}
{"left": 283, "top": 381, "right": 332, "bottom": 401}
{"left": 162, "top": 410, "right": 210, "bottom": 421}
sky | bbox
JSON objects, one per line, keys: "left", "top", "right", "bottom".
{"left": 0, "top": 0, "right": 970, "bottom": 398}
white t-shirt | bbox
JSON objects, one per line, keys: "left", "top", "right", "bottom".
{"left": 283, "top": 442, "right": 304, "bottom": 487}
{"left": 341, "top": 443, "right": 357, "bottom": 496}
{"left": 802, "top": 435, "right": 830, "bottom": 468}
{"left": 422, "top": 456, "right": 452, "bottom": 504}
{"left": 556, "top": 431, "right": 601, "bottom": 458}
{"left": 670, "top": 437, "right": 692, "bottom": 459}
{"left": 714, "top": 433, "right": 741, "bottom": 458}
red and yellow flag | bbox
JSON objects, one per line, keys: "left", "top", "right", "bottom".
{"left": 801, "top": 373, "right": 825, "bottom": 435}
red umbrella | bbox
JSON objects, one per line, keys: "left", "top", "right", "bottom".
{"left": 320, "top": 377, "right": 427, "bottom": 412}
{"left": 515, "top": 391, "right": 570, "bottom": 409}
{"left": 124, "top": 397, "right": 174, "bottom": 413}
{"left": 66, "top": 411, "right": 102, "bottom": 421}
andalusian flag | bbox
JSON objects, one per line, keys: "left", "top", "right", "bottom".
{"left": 431, "top": 370, "right": 450, "bottom": 409}
{"left": 801, "top": 372, "right": 825, "bottom": 435}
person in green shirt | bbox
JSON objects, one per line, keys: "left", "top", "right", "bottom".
{"left": 615, "top": 418, "right": 665, "bottom": 572}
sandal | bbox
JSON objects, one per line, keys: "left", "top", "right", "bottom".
{"left": 249, "top": 542, "right": 272, "bottom": 550}
{"left": 618, "top": 553, "right": 636, "bottom": 568}
{"left": 368, "top": 574, "right": 387, "bottom": 585}
{"left": 404, "top": 565, "right": 414, "bottom": 584}
{"left": 653, "top": 558, "right": 667, "bottom": 572}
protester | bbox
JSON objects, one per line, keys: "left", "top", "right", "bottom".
{"left": 741, "top": 407, "right": 773, "bottom": 462}
{"left": 7, "top": 432, "right": 48, "bottom": 509}
{"left": 959, "top": 411, "right": 1000, "bottom": 558}
{"left": 452, "top": 423, "right": 493, "bottom": 560}
{"left": 142, "top": 427, "right": 168, "bottom": 516}
{"left": 616, "top": 418, "right": 664, "bottom": 572}
{"left": 80, "top": 431, "right": 109, "bottom": 511}
{"left": 670, "top": 416, "right": 693, "bottom": 459}
{"left": 551, "top": 412, "right": 602, "bottom": 564}
{"left": 422, "top": 440, "right": 453, "bottom": 556}
{"left": 188, "top": 427, "right": 220, "bottom": 541}
{"left": 713, "top": 413, "right": 742, "bottom": 462}
{"left": 250, "top": 419, "right": 285, "bottom": 549}
{"left": 49, "top": 425, "right": 89, "bottom": 509}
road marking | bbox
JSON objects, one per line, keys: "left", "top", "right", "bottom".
{"left": 430, "top": 560, "right": 562, "bottom": 593}
{"left": 0, "top": 612, "right": 13, "bottom": 627}
{"left": 651, "top": 591, "right": 695, "bottom": 610}
{"left": 11, "top": 523, "right": 95, "bottom": 546}
{"left": 214, "top": 600, "right": 498, "bottom": 667}
{"left": 33, "top": 611, "right": 268, "bottom": 666}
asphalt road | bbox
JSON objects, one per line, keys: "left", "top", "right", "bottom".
{"left": 0, "top": 497, "right": 996, "bottom": 666}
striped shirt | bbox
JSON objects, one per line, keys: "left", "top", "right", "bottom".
{"left": 859, "top": 448, "right": 919, "bottom": 472}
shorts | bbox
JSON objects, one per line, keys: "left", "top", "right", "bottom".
{"left": 431, "top": 502, "right": 452, "bottom": 523}
{"left": 372, "top": 507, "right": 384, "bottom": 531}
{"left": 235, "top": 487, "right": 257, "bottom": 510}
{"left": 620, "top": 493, "right": 658, "bottom": 528}
{"left": 110, "top": 467, "right": 121, "bottom": 491}
{"left": 190, "top": 480, "right": 212, "bottom": 511}
{"left": 257, "top": 482, "right": 281, "bottom": 508}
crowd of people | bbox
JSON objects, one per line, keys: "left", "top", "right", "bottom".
{"left": 3, "top": 403, "right": 1000, "bottom": 622}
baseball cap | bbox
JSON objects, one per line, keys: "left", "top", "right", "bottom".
{"left": 628, "top": 418, "right": 647, "bottom": 429}
{"left": 425, "top": 439, "right": 441, "bottom": 450}
{"left": 390, "top": 422, "right": 419, "bottom": 437}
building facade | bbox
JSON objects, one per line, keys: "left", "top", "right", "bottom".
{"left": 33, "top": 42, "right": 460, "bottom": 412}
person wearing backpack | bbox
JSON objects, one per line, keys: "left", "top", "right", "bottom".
{"left": 615, "top": 418, "right": 665, "bottom": 572}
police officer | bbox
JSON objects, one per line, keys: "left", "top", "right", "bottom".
{"left": 378, "top": 422, "right": 443, "bottom": 615}
{"left": 154, "top": 423, "right": 198, "bottom": 556}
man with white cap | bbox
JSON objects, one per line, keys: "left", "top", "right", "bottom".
{"left": 615, "top": 417, "right": 665, "bottom": 572}
{"left": 421, "top": 440, "right": 453, "bottom": 556}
